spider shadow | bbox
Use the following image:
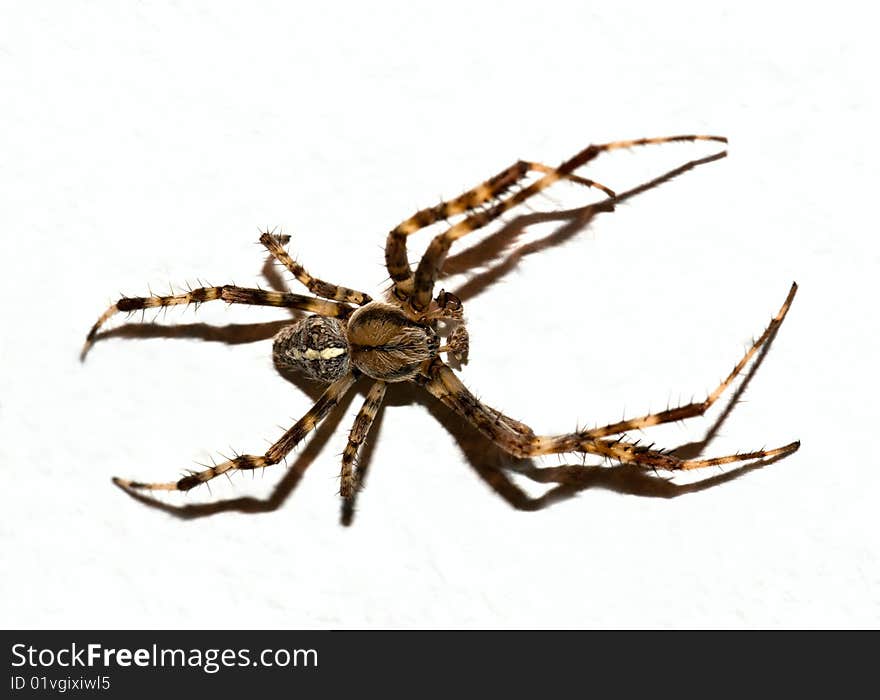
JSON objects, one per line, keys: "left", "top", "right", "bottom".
{"left": 441, "top": 148, "right": 726, "bottom": 306}
{"left": 442, "top": 198, "right": 610, "bottom": 305}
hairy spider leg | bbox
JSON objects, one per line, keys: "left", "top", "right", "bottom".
{"left": 582, "top": 282, "right": 797, "bottom": 438}
{"left": 419, "top": 358, "right": 798, "bottom": 474}
{"left": 408, "top": 135, "right": 727, "bottom": 311}
{"left": 409, "top": 134, "right": 727, "bottom": 311}
{"left": 259, "top": 231, "right": 373, "bottom": 306}
{"left": 340, "top": 380, "right": 387, "bottom": 500}
{"left": 83, "top": 285, "right": 354, "bottom": 356}
{"left": 113, "top": 373, "right": 357, "bottom": 492}
{"left": 385, "top": 161, "right": 616, "bottom": 302}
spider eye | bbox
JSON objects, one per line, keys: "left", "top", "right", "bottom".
{"left": 273, "top": 316, "right": 350, "bottom": 382}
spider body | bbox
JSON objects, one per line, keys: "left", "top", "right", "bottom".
{"left": 274, "top": 302, "right": 443, "bottom": 383}
{"left": 84, "top": 134, "right": 799, "bottom": 515}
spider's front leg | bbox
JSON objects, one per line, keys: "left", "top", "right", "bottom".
{"left": 113, "top": 373, "right": 357, "bottom": 493}
{"left": 407, "top": 134, "right": 727, "bottom": 311}
{"left": 385, "top": 160, "right": 615, "bottom": 303}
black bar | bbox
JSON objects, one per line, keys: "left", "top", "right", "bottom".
{"left": 1, "top": 630, "right": 870, "bottom": 698}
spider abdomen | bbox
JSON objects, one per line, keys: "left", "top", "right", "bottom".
{"left": 347, "top": 302, "right": 438, "bottom": 382}
{"left": 273, "top": 315, "right": 351, "bottom": 382}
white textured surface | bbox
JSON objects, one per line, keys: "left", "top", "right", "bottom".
{"left": 1, "top": 1, "right": 876, "bottom": 629}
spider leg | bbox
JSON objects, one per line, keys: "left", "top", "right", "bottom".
{"left": 409, "top": 134, "right": 727, "bottom": 311}
{"left": 259, "top": 231, "right": 372, "bottom": 305}
{"left": 113, "top": 373, "right": 357, "bottom": 492}
{"left": 83, "top": 285, "right": 353, "bottom": 356}
{"left": 583, "top": 282, "right": 797, "bottom": 438}
{"left": 530, "top": 434, "right": 800, "bottom": 471}
{"left": 385, "top": 161, "right": 616, "bottom": 302}
{"left": 418, "top": 357, "right": 798, "bottom": 474}
{"left": 340, "top": 380, "right": 387, "bottom": 500}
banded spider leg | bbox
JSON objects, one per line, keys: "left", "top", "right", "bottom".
{"left": 385, "top": 134, "right": 727, "bottom": 312}
{"left": 112, "top": 373, "right": 357, "bottom": 492}
{"left": 417, "top": 283, "right": 799, "bottom": 475}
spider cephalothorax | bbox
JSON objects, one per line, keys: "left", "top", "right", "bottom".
{"left": 84, "top": 134, "right": 799, "bottom": 517}
{"left": 345, "top": 302, "right": 441, "bottom": 381}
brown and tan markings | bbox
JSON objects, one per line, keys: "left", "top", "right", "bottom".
{"left": 84, "top": 134, "right": 799, "bottom": 516}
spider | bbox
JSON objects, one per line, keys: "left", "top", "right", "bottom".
{"left": 83, "top": 134, "right": 799, "bottom": 511}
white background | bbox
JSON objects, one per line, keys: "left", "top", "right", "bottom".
{"left": 1, "top": 1, "right": 876, "bottom": 629}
